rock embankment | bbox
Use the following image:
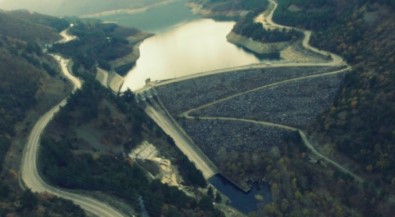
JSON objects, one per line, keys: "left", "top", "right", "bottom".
{"left": 226, "top": 32, "right": 288, "bottom": 54}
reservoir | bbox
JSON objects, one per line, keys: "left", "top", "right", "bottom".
{"left": 122, "top": 19, "right": 261, "bottom": 90}
{"left": 99, "top": 0, "right": 261, "bottom": 91}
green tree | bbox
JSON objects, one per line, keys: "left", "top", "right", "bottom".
{"left": 207, "top": 186, "right": 214, "bottom": 198}
{"left": 215, "top": 192, "right": 222, "bottom": 203}
{"left": 20, "top": 189, "right": 38, "bottom": 210}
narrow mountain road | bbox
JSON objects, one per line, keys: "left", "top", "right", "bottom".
{"left": 20, "top": 29, "right": 128, "bottom": 217}
{"left": 255, "top": 0, "right": 344, "bottom": 66}
{"left": 58, "top": 27, "right": 77, "bottom": 43}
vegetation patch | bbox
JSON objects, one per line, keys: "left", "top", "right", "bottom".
{"left": 232, "top": 12, "right": 301, "bottom": 43}
{"left": 51, "top": 19, "right": 150, "bottom": 77}
{"left": 0, "top": 11, "right": 91, "bottom": 217}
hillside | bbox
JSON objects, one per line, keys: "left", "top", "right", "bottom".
{"left": 309, "top": 0, "right": 395, "bottom": 188}
{"left": 0, "top": 0, "right": 164, "bottom": 16}
{"left": 272, "top": 0, "right": 395, "bottom": 189}
{"left": 51, "top": 19, "right": 151, "bottom": 76}
{"left": 39, "top": 79, "right": 224, "bottom": 217}
{"left": 0, "top": 11, "right": 87, "bottom": 216}
{"left": 0, "top": 11, "right": 62, "bottom": 43}
{"left": 190, "top": 0, "right": 269, "bottom": 19}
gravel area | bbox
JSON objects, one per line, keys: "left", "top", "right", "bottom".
{"left": 179, "top": 118, "right": 294, "bottom": 158}
{"left": 193, "top": 73, "right": 345, "bottom": 128}
{"left": 157, "top": 66, "right": 343, "bottom": 115}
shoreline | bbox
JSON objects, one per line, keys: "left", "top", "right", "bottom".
{"left": 226, "top": 31, "right": 289, "bottom": 55}
{"left": 82, "top": 0, "right": 175, "bottom": 18}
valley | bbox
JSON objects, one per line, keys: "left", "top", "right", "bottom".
{"left": 0, "top": 0, "right": 394, "bottom": 216}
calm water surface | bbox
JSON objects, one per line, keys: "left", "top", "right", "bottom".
{"left": 209, "top": 175, "right": 271, "bottom": 213}
{"left": 122, "top": 19, "right": 261, "bottom": 90}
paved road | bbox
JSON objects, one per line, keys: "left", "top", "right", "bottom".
{"left": 256, "top": 0, "right": 344, "bottom": 66}
{"left": 58, "top": 27, "right": 77, "bottom": 43}
{"left": 20, "top": 30, "right": 128, "bottom": 217}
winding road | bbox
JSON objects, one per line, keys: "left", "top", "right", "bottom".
{"left": 20, "top": 29, "right": 127, "bottom": 217}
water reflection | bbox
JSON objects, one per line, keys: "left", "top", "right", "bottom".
{"left": 209, "top": 175, "right": 271, "bottom": 213}
{"left": 122, "top": 19, "right": 261, "bottom": 91}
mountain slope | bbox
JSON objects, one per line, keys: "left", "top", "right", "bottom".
{"left": 0, "top": 0, "right": 164, "bottom": 16}
{"left": 308, "top": 0, "right": 395, "bottom": 184}
{"left": 0, "top": 11, "right": 60, "bottom": 42}
{"left": 0, "top": 11, "right": 87, "bottom": 217}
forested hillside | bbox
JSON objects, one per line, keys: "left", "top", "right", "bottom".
{"left": 272, "top": 0, "right": 395, "bottom": 215}
{"left": 232, "top": 12, "right": 301, "bottom": 43}
{"left": 0, "top": 11, "right": 87, "bottom": 216}
{"left": 311, "top": 0, "right": 395, "bottom": 184}
{"left": 40, "top": 80, "right": 222, "bottom": 217}
{"left": 51, "top": 18, "right": 151, "bottom": 76}
{"left": 274, "top": 0, "right": 395, "bottom": 185}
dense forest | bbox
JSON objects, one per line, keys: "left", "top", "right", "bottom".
{"left": 271, "top": 0, "right": 395, "bottom": 216}
{"left": 51, "top": 19, "right": 149, "bottom": 76}
{"left": 273, "top": 0, "right": 395, "bottom": 184}
{"left": 307, "top": 0, "right": 395, "bottom": 185}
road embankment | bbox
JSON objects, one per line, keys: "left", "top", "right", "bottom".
{"left": 21, "top": 29, "right": 128, "bottom": 217}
